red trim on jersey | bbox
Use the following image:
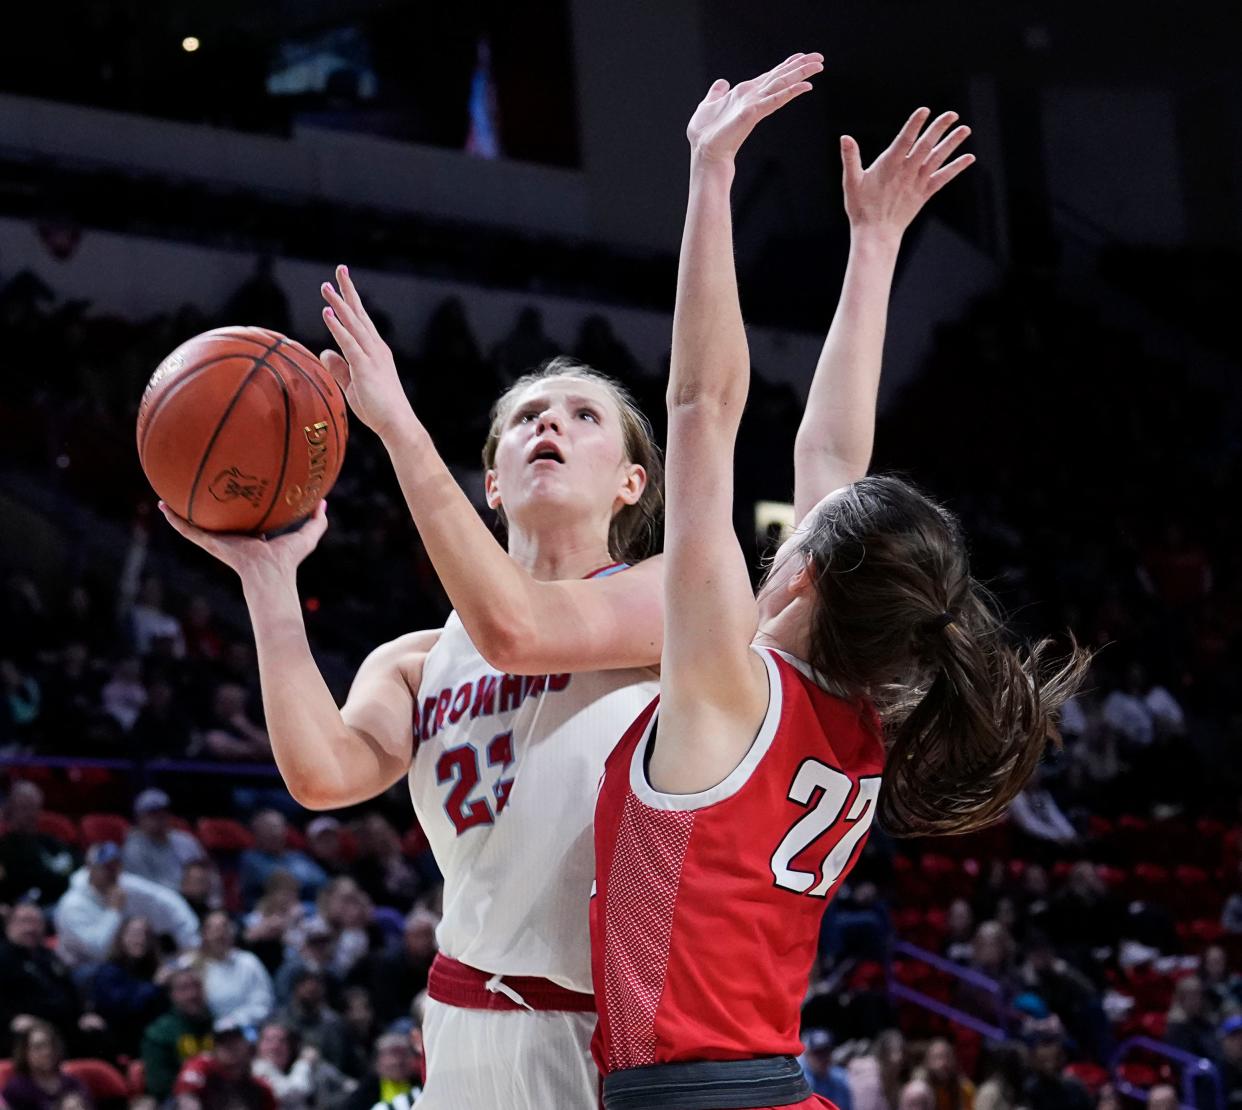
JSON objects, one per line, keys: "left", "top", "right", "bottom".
{"left": 427, "top": 953, "right": 596, "bottom": 1013}
{"left": 585, "top": 561, "right": 625, "bottom": 579}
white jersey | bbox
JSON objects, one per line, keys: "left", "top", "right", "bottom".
{"left": 409, "top": 584, "right": 657, "bottom": 993}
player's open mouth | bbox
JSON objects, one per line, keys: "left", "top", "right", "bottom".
{"left": 527, "top": 441, "right": 566, "bottom": 465}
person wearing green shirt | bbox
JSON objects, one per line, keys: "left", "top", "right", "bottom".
{"left": 141, "top": 967, "right": 215, "bottom": 1100}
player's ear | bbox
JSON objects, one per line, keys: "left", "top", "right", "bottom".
{"left": 787, "top": 555, "right": 816, "bottom": 597}
{"left": 484, "top": 469, "right": 503, "bottom": 511}
{"left": 615, "top": 463, "right": 646, "bottom": 508}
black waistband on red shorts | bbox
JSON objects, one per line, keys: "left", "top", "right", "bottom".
{"left": 602, "top": 1056, "right": 811, "bottom": 1110}
{"left": 426, "top": 953, "right": 596, "bottom": 1013}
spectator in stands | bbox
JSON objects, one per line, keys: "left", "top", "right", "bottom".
{"left": 1096, "top": 1084, "right": 1124, "bottom": 1110}
{"left": 943, "top": 899, "right": 975, "bottom": 964}
{"left": 181, "top": 910, "right": 274, "bottom": 1030}
{"left": 1, "top": 658, "right": 42, "bottom": 743}
{"left": 348, "top": 909, "right": 438, "bottom": 1026}
{"left": 338, "top": 988, "right": 378, "bottom": 1081}
{"left": 275, "top": 970, "right": 352, "bottom": 1076}
{"left": 1008, "top": 767, "right": 1076, "bottom": 849}
{"left": 274, "top": 919, "right": 338, "bottom": 1003}
{"left": 181, "top": 860, "right": 223, "bottom": 922}
{"left": 0, "top": 903, "right": 92, "bottom": 1054}
{"left": 821, "top": 881, "right": 891, "bottom": 962}
{"left": 173, "top": 1021, "right": 275, "bottom": 1110}
{"left": 1224, "top": 858, "right": 1242, "bottom": 935}
{"left": 973, "top": 1043, "right": 1027, "bottom": 1110}
{"left": 37, "top": 641, "right": 102, "bottom": 743}
{"left": 574, "top": 313, "right": 639, "bottom": 383}
{"left": 1145, "top": 1085, "right": 1178, "bottom": 1110}
{"left": 1046, "top": 863, "right": 1123, "bottom": 969}
{"left": 799, "top": 1028, "right": 852, "bottom": 1108}
{"left": 1020, "top": 1020, "right": 1090, "bottom": 1110}
{"left": 306, "top": 878, "right": 372, "bottom": 980}
{"left": 305, "top": 817, "right": 349, "bottom": 879}
{"left": 200, "top": 683, "right": 270, "bottom": 762}
{"left": 142, "top": 968, "right": 216, "bottom": 1102}
{"left": 351, "top": 815, "right": 420, "bottom": 910}
{"left": 341, "top": 1032, "right": 420, "bottom": 1110}
{"left": 915, "top": 1038, "right": 974, "bottom": 1109}
{"left": 1166, "top": 975, "right": 1218, "bottom": 1062}
{"left": 123, "top": 570, "right": 186, "bottom": 660}
{"left": 896, "top": 1079, "right": 935, "bottom": 1110}
{"left": 1101, "top": 663, "right": 1184, "bottom": 749}
{"left": 239, "top": 812, "right": 326, "bottom": 906}
{"left": 251, "top": 1022, "right": 355, "bottom": 1110}
{"left": 0, "top": 781, "right": 77, "bottom": 905}
{"left": 129, "top": 678, "right": 195, "bottom": 758}
{"left": 90, "top": 917, "right": 167, "bottom": 1056}
{"left": 100, "top": 657, "right": 147, "bottom": 732}
{"left": 183, "top": 597, "right": 226, "bottom": 662}
{"left": 957, "top": 921, "right": 1017, "bottom": 1023}
{"left": 1218, "top": 1014, "right": 1242, "bottom": 1107}
{"left": 54, "top": 842, "right": 200, "bottom": 966}
{"left": 846, "top": 1029, "right": 907, "bottom": 1110}
{"left": 1, "top": 1020, "right": 92, "bottom": 1110}
{"left": 1018, "top": 931, "right": 1107, "bottom": 1059}
{"left": 243, "top": 871, "right": 306, "bottom": 975}
{"left": 1203, "top": 944, "right": 1242, "bottom": 1016}
{"left": 122, "top": 789, "right": 207, "bottom": 890}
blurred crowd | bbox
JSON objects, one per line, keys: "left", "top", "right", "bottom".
{"left": 0, "top": 249, "right": 1241, "bottom": 1109}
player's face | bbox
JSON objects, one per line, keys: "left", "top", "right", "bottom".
{"left": 486, "top": 376, "right": 645, "bottom": 536}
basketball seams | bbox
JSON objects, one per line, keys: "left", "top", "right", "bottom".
{"left": 184, "top": 334, "right": 287, "bottom": 527}
{"left": 252, "top": 349, "right": 294, "bottom": 534}
{"left": 137, "top": 354, "right": 254, "bottom": 464}
{"left": 267, "top": 344, "right": 345, "bottom": 465}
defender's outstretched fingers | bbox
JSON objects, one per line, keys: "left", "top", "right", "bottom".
{"left": 910, "top": 112, "right": 959, "bottom": 162}
{"left": 757, "top": 82, "right": 815, "bottom": 116}
{"left": 886, "top": 107, "right": 932, "bottom": 157}
{"left": 840, "top": 136, "right": 864, "bottom": 189}
{"left": 925, "top": 125, "right": 972, "bottom": 172}
{"left": 926, "top": 153, "right": 977, "bottom": 193}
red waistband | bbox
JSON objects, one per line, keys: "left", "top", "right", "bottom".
{"left": 427, "top": 953, "right": 596, "bottom": 1013}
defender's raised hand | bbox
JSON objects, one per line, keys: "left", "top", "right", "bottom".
{"left": 319, "top": 265, "right": 412, "bottom": 439}
{"left": 687, "top": 52, "right": 824, "bottom": 164}
{"left": 840, "top": 108, "right": 975, "bottom": 240}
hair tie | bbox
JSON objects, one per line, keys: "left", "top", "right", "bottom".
{"left": 932, "top": 611, "right": 956, "bottom": 631}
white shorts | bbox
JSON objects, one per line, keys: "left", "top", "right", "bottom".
{"left": 417, "top": 997, "right": 598, "bottom": 1110}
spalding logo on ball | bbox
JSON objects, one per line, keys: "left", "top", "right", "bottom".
{"left": 136, "top": 326, "right": 348, "bottom": 534}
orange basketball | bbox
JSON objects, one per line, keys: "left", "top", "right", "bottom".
{"left": 136, "top": 326, "right": 348, "bottom": 534}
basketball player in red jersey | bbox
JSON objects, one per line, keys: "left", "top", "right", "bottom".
{"left": 591, "top": 54, "right": 1090, "bottom": 1110}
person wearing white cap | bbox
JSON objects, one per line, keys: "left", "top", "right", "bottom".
{"left": 54, "top": 842, "right": 201, "bottom": 966}
{"left": 122, "top": 788, "right": 208, "bottom": 891}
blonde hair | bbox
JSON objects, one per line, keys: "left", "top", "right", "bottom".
{"left": 482, "top": 358, "right": 663, "bottom": 562}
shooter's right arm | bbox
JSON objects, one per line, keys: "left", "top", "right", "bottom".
{"left": 160, "top": 500, "right": 435, "bottom": 811}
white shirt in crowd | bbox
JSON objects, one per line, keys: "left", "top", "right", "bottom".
{"left": 179, "top": 947, "right": 275, "bottom": 1028}
{"left": 55, "top": 868, "right": 201, "bottom": 965}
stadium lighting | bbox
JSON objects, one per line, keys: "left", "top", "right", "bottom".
{"left": 181, "top": 36, "right": 200, "bottom": 53}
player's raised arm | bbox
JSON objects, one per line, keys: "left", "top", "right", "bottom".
{"left": 652, "top": 53, "right": 823, "bottom": 792}
{"left": 318, "top": 270, "right": 663, "bottom": 676}
{"left": 159, "top": 502, "right": 437, "bottom": 810}
{"left": 793, "top": 108, "right": 975, "bottom": 523}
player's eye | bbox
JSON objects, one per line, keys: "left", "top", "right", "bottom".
{"left": 577, "top": 409, "right": 599, "bottom": 423}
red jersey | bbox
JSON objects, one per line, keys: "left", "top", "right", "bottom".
{"left": 591, "top": 647, "right": 885, "bottom": 1074}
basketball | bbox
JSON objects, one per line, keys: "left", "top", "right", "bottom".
{"left": 136, "top": 326, "right": 349, "bottom": 534}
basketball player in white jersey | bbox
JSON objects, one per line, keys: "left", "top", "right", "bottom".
{"left": 159, "top": 51, "right": 954, "bottom": 1108}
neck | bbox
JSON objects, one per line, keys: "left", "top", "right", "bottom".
{"left": 752, "top": 602, "right": 812, "bottom": 662}
{"left": 505, "top": 518, "right": 615, "bottom": 582}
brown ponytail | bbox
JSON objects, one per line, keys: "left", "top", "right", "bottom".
{"left": 797, "top": 476, "right": 1091, "bottom": 837}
